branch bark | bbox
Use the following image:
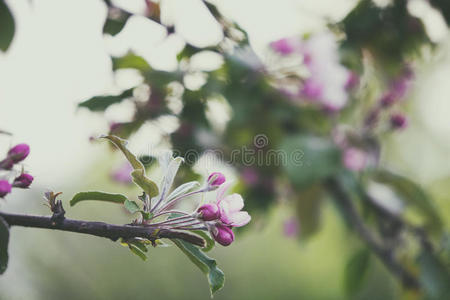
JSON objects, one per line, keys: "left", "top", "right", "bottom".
{"left": 325, "top": 178, "right": 419, "bottom": 289}
{"left": 0, "top": 212, "right": 205, "bottom": 247}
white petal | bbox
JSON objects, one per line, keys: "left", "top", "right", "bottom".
{"left": 228, "top": 211, "right": 251, "bottom": 227}
{"left": 216, "top": 181, "right": 232, "bottom": 202}
{"left": 222, "top": 194, "right": 244, "bottom": 213}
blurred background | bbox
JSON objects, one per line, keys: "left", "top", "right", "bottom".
{"left": 1, "top": 0, "right": 450, "bottom": 299}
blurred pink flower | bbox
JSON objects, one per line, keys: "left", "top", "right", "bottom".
{"left": 242, "top": 167, "right": 259, "bottom": 185}
{"left": 111, "top": 162, "right": 133, "bottom": 184}
{"left": 283, "top": 217, "right": 299, "bottom": 238}
{"left": 299, "top": 33, "right": 352, "bottom": 110}
{"left": 342, "top": 147, "right": 367, "bottom": 171}
{"left": 270, "top": 37, "right": 301, "bottom": 55}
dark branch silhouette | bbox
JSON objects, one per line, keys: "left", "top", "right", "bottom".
{"left": 0, "top": 212, "right": 205, "bottom": 247}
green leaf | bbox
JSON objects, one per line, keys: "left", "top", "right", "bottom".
{"left": 102, "top": 135, "right": 159, "bottom": 197}
{"left": 173, "top": 239, "right": 225, "bottom": 296}
{"left": 102, "top": 135, "right": 144, "bottom": 170}
{"left": 192, "top": 230, "right": 215, "bottom": 252}
{"left": 112, "top": 52, "right": 151, "bottom": 73}
{"left": 373, "top": 170, "right": 443, "bottom": 231}
{"left": 78, "top": 88, "right": 134, "bottom": 112}
{"left": 70, "top": 191, "right": 127, "bottom": 207}
{"left": 128, "top": 244, "right": 147, "bottom": 261}
{"left": 166, "top": 181, "right": 200, "bottom": 202}
{"left": 0, "top": 0, "right": 15, "bottom": 52}
{"left": 131, "top": 169, "right": 159, "bottom": 198}
{"left": 124, "top": 199, "right": 140, "bottom": 214}
{"left": 344, "top": 248, "right": 371, "bottom": 296}
{"left": 103, "top": 11, "right": 130, "bottom": 36}
{"left": 418, "top": 249, "right": 450, "bottom": 299}
{"left": 281, "top": 135, "right": 341, "bottom": 188}
{"left": 0, "top": 216, "right": 9, "bottom": 274}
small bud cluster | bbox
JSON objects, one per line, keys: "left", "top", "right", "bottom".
{"left": 364, "top": 66, "right": 412, "bottom": 132}
{"left": 0, "top": 143, "right": 33, "bottom": 198}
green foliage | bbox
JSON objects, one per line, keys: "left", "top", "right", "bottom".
{"left": 131, "top": 169, "right": 159, "bottom": 198}
{"left": 418, "top": 248, "right": 450, "bottom": 299}
{"left": 78, "top": 88, "right": 134, "bottom": 112}
{"left": 281, "top": 135, "right": 341, "bottom": 189}
{"left": 0, "top": 216, "right": 9, "bottom": 274}
{"left": 192, "top": 230, "right": 215, "bottom": 252}
{"left": 344, "top": 248, "right": 371, "bottom": 296}
{"left": 173, "top": 239, "right": 225, "bottom": 296}
{"left": 102, "top": 135, "right": 159, "bottom": 197}
{"left": 103, "top": 10, "right": 130, "bottom": 36}
{"left": 124, "top": 199, "right": 140, "bottom": 214}
{"left": 295, "top": 185, "right": 324, "bottom": 240}
{"left": 112, "top": 52, "right": 151, "bottom": 73}
{"left": 70, "top": 191, "right": 127, "bottom": 206}
{"left": 0, "top": 0, "right": 15, "bottom": 52}
{"left": 341, "top": 0, "right": 429, "bottom": 71}
{"left": 373, "top": 170, "right": 443, "bottom": 232}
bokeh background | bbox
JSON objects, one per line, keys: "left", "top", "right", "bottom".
{"left": 1, "top": 0, "right": 450, "bottom": 299}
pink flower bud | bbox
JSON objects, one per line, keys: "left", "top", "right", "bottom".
{"left": 0, "top": 158, "right": 14, "bottom": 170}
{"left": 13, "top": 173, "right": 34, "bottom": 188}
{"left": 212, "top": 224, "right": 235, "bottom": 246}
{"left": 207, "top": 172, "right": 225, "bottom": 187}
{"left": 342, "top": 147, "right": 367, "bottom": 171}
{"left": 0, "top": 180, "right": 12, "bottom": 198}
{"left": 390, "top": 114, "right": 408, "bottom": 129}
{"left": 197, "top": 203, "right": 220, "bottom": 221}
{"left": 8, "top": 144, "right": 30, "bottom": 163}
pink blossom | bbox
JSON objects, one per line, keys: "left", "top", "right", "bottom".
{"left": 342, "top": 147, "right": 367, "bottom": 171}
{"left": 299, "top": 32, "right": 351, "bottom": 110}
{"left": 216, "top": 183, "right": 251, "bottom": 227}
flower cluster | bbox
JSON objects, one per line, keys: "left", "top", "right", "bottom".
{"left": 197, "top": 180, "right": 251, "bottom": 246}
{"left": 0, "top": 143, "right": 33, "bottom": 198}
{"left": 270, "top": 32, "right": 356, "bottom": 111}
{"left": 141, "top": 169, "right": 250, "bottom": 247}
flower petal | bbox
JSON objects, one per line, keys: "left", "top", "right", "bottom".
{"left": 228, "top": 211, "right": 251, "bottom": 227}
{"left": 216, "top": 181, "right": 232, "bottom": 203}
{"left": 221, "top": 194, "right": 244, "bottom": 213}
